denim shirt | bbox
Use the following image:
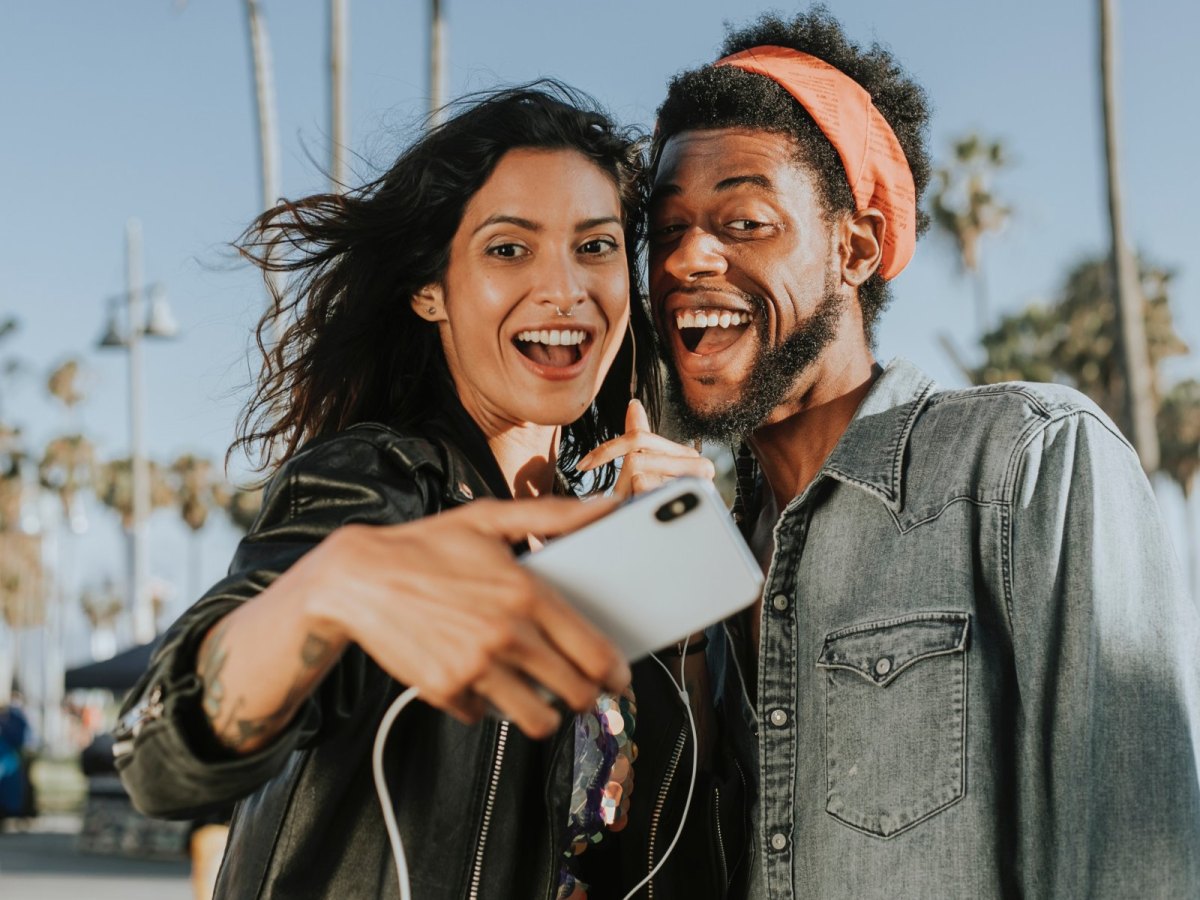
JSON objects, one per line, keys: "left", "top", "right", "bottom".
{"left": 728, "top": 358, "right": 1200, "bottom": 899}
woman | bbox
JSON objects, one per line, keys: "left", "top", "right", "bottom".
{"left": 114, "top": 84, "right": 747, "bottom": 899}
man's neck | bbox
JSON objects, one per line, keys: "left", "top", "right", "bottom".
{"left": 748, "top": 351, "right": 881, "bottom": 511}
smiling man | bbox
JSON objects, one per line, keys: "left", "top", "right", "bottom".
{"left": 648, "top": 9, "right": 1200, "bottom": 898}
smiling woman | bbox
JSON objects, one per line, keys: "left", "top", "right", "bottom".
{"left": 111, "top": 83, "right": 733, "bottom": 900}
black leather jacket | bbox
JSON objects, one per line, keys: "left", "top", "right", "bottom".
{"left": 114, "top": 412, "right": 751, "bottom": 899}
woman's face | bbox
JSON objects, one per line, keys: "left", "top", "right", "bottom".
{"left": 418, "top": 148, "right": 630, "bottom": 434}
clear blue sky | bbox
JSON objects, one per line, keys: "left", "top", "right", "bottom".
{"left": 2, "top": 1, "right": 1197, "bottom": 654}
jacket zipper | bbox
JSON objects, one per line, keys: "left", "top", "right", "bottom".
{"left": 468, "top": 720, "right": 509, "bottom": 900}
{"left": 646, "top": 724, "right": 688, "bottom": 900}
{"left": 714, "top": 786, "right": 728, "bottom": 889}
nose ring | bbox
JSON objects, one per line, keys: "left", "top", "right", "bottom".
{"left": 554, "top": 304, "right": 575, "bottom": 318}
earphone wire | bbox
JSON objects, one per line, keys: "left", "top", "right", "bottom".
{"left": 374, "top": 637, "right": 701, "bottom": 900}
{"left": 374, "top": 685, "right": 419, "bottom": 900}
{"left": 620, "top": 636, "right": 700, "bottom": 900}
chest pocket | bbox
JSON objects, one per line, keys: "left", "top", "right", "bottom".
{"left": 815, "top": 612, "right": 969, "bottom": 839}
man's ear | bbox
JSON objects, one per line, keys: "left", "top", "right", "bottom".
{"left": 411, "top": 284, "right": 447, "bottom": 322}
{"left": 839, "top": 209, "right": 885, "bottom": 287}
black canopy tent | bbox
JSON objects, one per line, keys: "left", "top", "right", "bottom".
{"left": 64, "top": 639, "right": 160, "bottom": 693}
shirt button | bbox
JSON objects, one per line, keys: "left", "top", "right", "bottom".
{"left": 875, "top": 657, "right": 892, "bottom": 677}
{"left": 770, "top": 832, "right": 788, "bottom": 851}
{"left": 769, "top": 708, "right": 788, "bottom": 727}
{"left": 771, "top": 593, "right": 789, "bottom": 611}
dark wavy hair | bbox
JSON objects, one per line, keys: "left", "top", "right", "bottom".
{"left": 233, "top": 82, "right": 659, "bottom": 491}
{"left": 652, "top": 7, "right": 932, "bottom": 344}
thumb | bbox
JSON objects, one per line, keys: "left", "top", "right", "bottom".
{"left": 625, "top": 398, "right": 651, "bottom": 434}
{"left": 448, "top": 496, "right": 618, "bottom": 544}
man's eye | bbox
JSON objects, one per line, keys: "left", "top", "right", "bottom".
{"left": 487, "top": 243, "right": 527, "bottom": 258}
{"left": 650, "top": 223, "right": 685, "bottom": 241}
{"left": 579, "top": 238, "right": 618, "bottom": 255}
{"left": 727, "top": 219, "right": 765, "bottom": 232}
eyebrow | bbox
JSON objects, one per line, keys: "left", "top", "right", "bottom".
{"left": 649, "top": 173, "right": 776, "bottom": 206}
{"left": 472, "top": 214, "right": 621, "bottom": 235}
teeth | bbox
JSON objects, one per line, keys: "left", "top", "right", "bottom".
{"left": 517, "top": 329, "right": 586, "bottom": 346}
{"left": 675, "top": 310, "right": 751, "bottom": 330}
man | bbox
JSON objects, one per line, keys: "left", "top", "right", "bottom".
{"left": 646, "top": 8, "right": 1200, "bottom": 897}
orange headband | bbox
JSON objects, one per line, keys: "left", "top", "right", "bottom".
{"left": 715, "top": 45, "right": 916, "bottom": 280}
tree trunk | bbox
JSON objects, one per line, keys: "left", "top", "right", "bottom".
{"left": 1185, "top": 482, "right": 1198, "bottom": 602}
{"left": 1099, "top": 0, "right": 1159, "bottom": 471}
{"left": 329, "top": 0, "right": 349, "bottom": 192}
{"left": 428, "top": 0, "right": 445, "bottom": 122}
{"left": 244, "top": 0, "right": 286, "bottom": 345}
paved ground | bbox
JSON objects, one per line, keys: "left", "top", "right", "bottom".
{"left": 0, "top": 816, "right": 190, "bottom": 900}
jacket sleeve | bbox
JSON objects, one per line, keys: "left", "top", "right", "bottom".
{"left": 114, "top": 432, "right": 435, "bottom": 819}
{"left": 1007, "top": 409, "right": 1200, "bottom": 896}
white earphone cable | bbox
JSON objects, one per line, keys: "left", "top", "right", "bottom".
{"left": 373, "top": 685, "right": 420, "bottom": 900}
{"left": 373, "top": 639, "right": 701, "bottom": 900}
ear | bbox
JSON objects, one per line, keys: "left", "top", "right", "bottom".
{"left": 839, "top": 209, "right": 885, "bottom": 288}
{"left": 411, "top": 284, "right": 447, "bottom": 323}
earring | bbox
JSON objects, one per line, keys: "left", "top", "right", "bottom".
{"left": 426, "top": 306, "right": 437, "bottom": 315}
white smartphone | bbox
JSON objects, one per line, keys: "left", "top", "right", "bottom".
{"left": 520, "top": 477, "right": 764, "bottom": 660}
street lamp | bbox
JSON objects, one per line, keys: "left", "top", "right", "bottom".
{"left": 96, "top": 218, "right": 179, "bottom": 645}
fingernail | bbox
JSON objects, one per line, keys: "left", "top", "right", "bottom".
{"left": 610, "top": 659, "right": 632, "bottom": 690}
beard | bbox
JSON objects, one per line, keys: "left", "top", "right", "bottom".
{"left": 662, "top": 277, "right": 845, "bottom": 444}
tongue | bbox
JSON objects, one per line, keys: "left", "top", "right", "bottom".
{"left": 524, "top": 343, "right": 577, "bottom": 368}
{"left": 690, "top": 325, "right": 747, "bottom": 356}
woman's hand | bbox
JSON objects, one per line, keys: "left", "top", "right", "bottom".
{"left": 297, "top": 496, "right": 629, "bottom": 739}
{"left": 576, "top": 399, "right": 716, "bottom": 499}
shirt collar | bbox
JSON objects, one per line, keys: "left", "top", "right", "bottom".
{"left": 819, "top": 357, "right": 936, "bottom": 512}
{"left": 733, "top": 357, "right": 936, "bottom": 519}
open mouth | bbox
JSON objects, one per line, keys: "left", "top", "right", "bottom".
{"left": 674, "top": 309, "right": 753, "bottom": 355}
{"left": 513, "top": 328, "right": 589, "bottom": 369}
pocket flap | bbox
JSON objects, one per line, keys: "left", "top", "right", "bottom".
{"left": 816, "top": 612, "right": 970, "bottom": 687}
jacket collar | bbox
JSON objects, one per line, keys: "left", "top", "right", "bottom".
{"left": 734, "top": 357, "right": 935, "bottom": 519}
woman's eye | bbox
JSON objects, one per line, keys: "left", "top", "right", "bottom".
{"left": 486, "top": 243, "right": 528, "bottom": 259}
{"left": 579, "top": 238, "right": 618, "bottom": 255}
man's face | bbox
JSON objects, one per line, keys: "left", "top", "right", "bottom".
{"left": 648, "top": 128, "right": 848, "bottom": 442}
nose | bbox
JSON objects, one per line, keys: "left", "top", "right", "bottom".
{"left": 659, "top": 226, "right": 728, "bottom": 283}
{"left": 532, "top": 248, "right": 588, "bottom": 312}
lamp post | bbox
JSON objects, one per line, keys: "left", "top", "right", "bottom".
{"left": 97, "top": 218, "right": 178, "bottom": 645}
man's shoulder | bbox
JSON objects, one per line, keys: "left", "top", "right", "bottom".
{"left": 918, "top": 379, "right": 1128, "bottom": 454}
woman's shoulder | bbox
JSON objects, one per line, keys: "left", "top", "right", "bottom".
{"left": 280, "top": 422, "right": 450, "bottom": 485}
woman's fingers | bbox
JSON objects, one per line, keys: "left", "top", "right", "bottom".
{"left": 429, "top": 495, "right": 618, "bottom": 543}
{"left": 579, "top": 431, "right": 702, "bottom": 472}
{"left": 616, "top": 451, "right": 717, "bottom": 498}
{"left": 472, "top": 666, "right": 564, "bottom": 739}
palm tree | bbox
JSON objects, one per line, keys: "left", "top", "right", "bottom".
{"left": 225, "top": 485, "right": 264, "bottom": 533}
{"left": 170, "top": 454, "right": 230, "bottom": 598}
{"left": 1158, "top": 380, "right": 1200, "bottom": 597}
{"left": 1099, "top": 0, "right": 1158, "bottom": 471}
{"left": 38, "top": 434, "right": 95, "bottom": 533}
{"left": 930, "top": 134, "right": 1010, "bottom": 333}
{"left": 969, "top": 255, "right": 1187, "bottom": 431}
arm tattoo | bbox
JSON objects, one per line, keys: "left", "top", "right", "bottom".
{"left": 198, "top": 623, "right": 337, "bottom": 751}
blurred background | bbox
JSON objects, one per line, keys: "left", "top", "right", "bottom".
{"left": 1, "top": 0, "right": 1197, "bottom": 896}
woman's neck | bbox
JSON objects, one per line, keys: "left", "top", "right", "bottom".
{"left": 485, "top": 423, "right": 562, "bottom": 499}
